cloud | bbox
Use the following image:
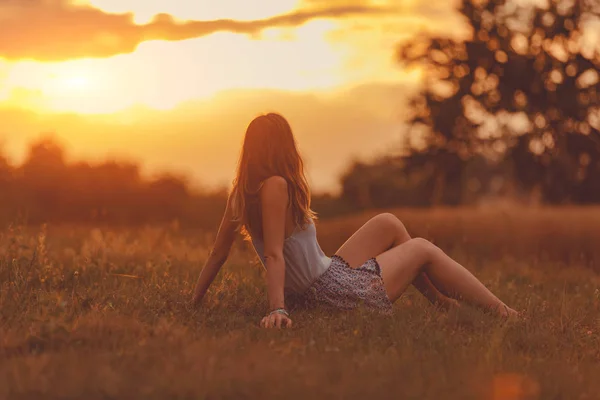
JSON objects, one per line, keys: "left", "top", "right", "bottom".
{"left": 0, "top": 0, "right": 390, "bottom": 61}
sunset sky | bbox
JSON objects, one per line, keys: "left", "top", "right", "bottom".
{"left": 0, "top": 0, "right": 465, "bottom": 193}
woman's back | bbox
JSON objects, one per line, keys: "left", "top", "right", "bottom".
{"left": 251, "top": 221, "right": 331, "bottom": 293}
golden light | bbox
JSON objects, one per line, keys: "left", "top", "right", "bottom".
{"left": 1, "top": 16, "right": 349, "bottom": 115}
{"left": 0, "top": 0, "right": 431, "bottom": 116}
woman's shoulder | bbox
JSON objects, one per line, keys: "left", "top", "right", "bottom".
{"left": 261, "top": 175, "right": 287, "bottom": 188}
{"left": 259, "top": 176, "right": 288, "bottom": 196}
{"left": 259, "top": 176, "right": 289, "bottom": 204}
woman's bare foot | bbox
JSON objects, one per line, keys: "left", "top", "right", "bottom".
{"left": 497, "top": 304, "right": 520, "bottom": 319}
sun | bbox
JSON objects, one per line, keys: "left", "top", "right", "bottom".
{"left": 45, "top": 66, "right": 94, "bottom": 94}
{"left": 61, "top": 75, "right": 91, "bottom": 91}
{"left": 42, "top": 70, "right": 98, "bottom": 113}
{"left": 36, "top": 61, "right": 117, "bottom": 114}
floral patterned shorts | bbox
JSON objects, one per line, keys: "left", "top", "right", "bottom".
{"left": 301, "top": 255, "right": 393, "bottom": 315}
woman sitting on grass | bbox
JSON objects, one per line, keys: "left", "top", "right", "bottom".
{"left": 192, "top": 113, "right": 519, "bottom": 328}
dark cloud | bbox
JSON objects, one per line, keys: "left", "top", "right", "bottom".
{"left": 0, "top": 0, "right": 390, "bottom": 61}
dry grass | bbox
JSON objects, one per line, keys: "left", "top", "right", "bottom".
{"left": 1, "top": 207, "right": 599, "bottom": 400}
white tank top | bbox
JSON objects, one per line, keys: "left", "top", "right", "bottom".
{"left": 250, "top": 220, "right": 331, "bottom": 293}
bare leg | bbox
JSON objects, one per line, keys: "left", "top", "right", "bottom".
{"left": 335, "top": 213, "right": 455, "bottom": 308}
{"left": 377, "top": 238, "right": 517, "bottom": 317}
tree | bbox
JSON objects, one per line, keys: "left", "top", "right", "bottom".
{"left": 398, "top": 0, "right": 600, "bottom": 204}
{"left": 0, "top": 136, "right": 228, "bottom": 227}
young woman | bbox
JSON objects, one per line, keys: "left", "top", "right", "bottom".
{"left": 192, "top": 113, "right": 519, "bottom": 328}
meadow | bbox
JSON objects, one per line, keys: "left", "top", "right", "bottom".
{"left": 1, "top": 207, "right": 599, "bottom": 400}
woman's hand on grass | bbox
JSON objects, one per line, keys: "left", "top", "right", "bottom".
{"left": 260, "top": 312, "right": 293, "bottom": 329}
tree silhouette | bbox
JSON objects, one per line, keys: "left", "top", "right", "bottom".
{"left": 397, "top": 0, "right": 600, "bottom": 204}
{"left": 0, "top": 137, "right": 228, "bottom": 228}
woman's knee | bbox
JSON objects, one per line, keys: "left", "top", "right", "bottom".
{"left": 372, "top": 213, "right": 410, "bottom": 243}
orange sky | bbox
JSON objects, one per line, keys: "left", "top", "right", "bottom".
{"left": 0, "top": 0, "right": 465, "bottom": 193}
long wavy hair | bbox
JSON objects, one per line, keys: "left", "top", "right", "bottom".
{"left": 231, "top": 113, "right": 316, "bottom": 238}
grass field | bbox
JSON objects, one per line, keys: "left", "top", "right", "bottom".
{"left": 1, "top": 207, "right": 599, "bottom": 399}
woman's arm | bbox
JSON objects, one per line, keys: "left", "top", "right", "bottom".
{"left": 192, "top": 193, "right": 238, "bottom": 306}
{"left": 259, "top": 176, "right": 292, "bottom": 329}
